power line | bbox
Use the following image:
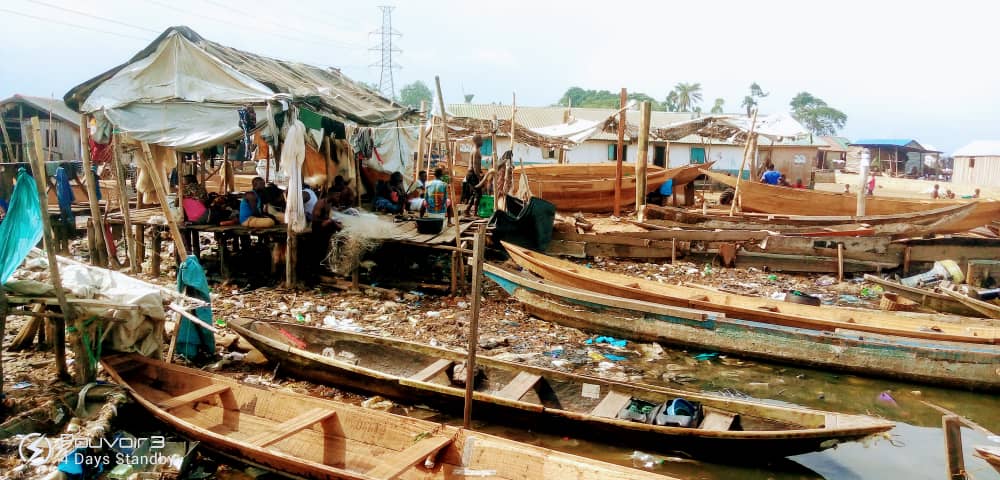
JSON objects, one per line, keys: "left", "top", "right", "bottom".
{"left": 199, "top": 0, "right": 367, "bottom": 49}
{"left": 25, "top": 0, "right": 160, "bottom": 33}
{"left": 370, "top": 5, "right": 401, "bottom": 99}
{"left": 0, "top": 7, "right": 151, "bottom": 41}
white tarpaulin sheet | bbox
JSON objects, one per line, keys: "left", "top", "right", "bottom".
{"left": 528, "top": 117, "right": 606, "bottom": 145}
{"left": 104, "top": 102, "right": 256, "bottom": 151}
{"left": 716, "top": 112, "right": 808, "bottom": 140}
{"left": 366, "top": 122, "right": 419, "bottom": 187}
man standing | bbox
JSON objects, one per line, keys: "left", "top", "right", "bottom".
{"left": 422, "top": 168, "right": 449, "bottom": 220}
{"left": 866, "top": 172, "right": 876, "bottom": 196}
{"left": 759, "top": 164, "right": 781, "bottom": 185}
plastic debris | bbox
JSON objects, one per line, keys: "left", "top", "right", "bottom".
{"left": 630, "top": 451, "right": 664, "bottom": 469}
{"left": 839, "top": 294, "right": 861, "bottom": 304}
{"left": 770, "top": 292, "right": 787, "bottom": 301}
{"left": 767, "top": 274, "right": 778, "bottom": 282}
{"left": 877, "top": 390, "right": 898, "bottom": 407}
{"left": 815, "top": 275, "right": 837, "bottom": 286}
{"left": 584, "top": 336, "right": 627, "bottom": 348}
{"left": 426, "top": 311, "right": 442, "bottom": 318}
{"left": 543, "top": 347, "right": 564, "bottom": 358}
{"left": 12, "top": 381, "right": 34, "bottom": 389}
{"left": 860, "top": 286, "right": 883, "bottom": 298}
{"left": 693, "top": 352, "right": 719, "bottom": 361}
{"left": 603, "top": 353, "right": 627, "bottom": 361}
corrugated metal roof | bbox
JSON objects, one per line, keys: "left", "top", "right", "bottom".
{"left": 0, "top": 94, "right": 80, "bottom": 126}
{"left": 850, "top": 138, "right": 936, "bottom": 150}
{"left": 819, "top": 135, "right": 850, "bottom": 151}
{"left": 952, "top": 140, "right": 1000, "bottom": 157}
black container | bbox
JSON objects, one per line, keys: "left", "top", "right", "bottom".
{"left": 416, "top": 217, "right": 444, "bottom": 234}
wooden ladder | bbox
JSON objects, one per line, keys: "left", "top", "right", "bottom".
{"left": 245, "top": 408, "right": 338, "bottom": 447}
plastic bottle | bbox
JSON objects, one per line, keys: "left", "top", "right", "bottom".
{"left": 630, "top": 451, "right": 662, "bottom": 469}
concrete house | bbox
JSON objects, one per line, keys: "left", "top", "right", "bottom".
{"left": 952, "top": 140, "right": 1000, "bottom": 186}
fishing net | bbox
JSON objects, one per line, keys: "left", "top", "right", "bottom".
{"left": 325, "top": 211, "right": 402, "bottom": 275}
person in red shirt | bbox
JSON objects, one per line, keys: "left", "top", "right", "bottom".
{"left": 866, "top": 171, "right": 876, "bottom": 196}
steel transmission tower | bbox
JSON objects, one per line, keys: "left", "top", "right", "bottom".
{"left": 370, "top": 5, "right": 401, "bottom": 99}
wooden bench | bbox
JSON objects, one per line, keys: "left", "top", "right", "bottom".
{"left": 700, "top": 410, "right": 738, "bottom": 431}
{"left": 245, "top": 408, "right": 338, "bottom": 447}
{"left": 495, "top": 371, "right": 542, "bottom": 401}
{"left": 366, "top": 435, "right": 454, "bottom": 479}
{"left": 589, "top": 390, "right": 632, "bottom": 419}
{"left": 157, "top": 384, "right": 232, "bottom": 410}
{"left": 409, "top": 359, "right": 453, "bottom": 382}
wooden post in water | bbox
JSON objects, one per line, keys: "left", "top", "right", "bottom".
{"left": 942, "top": 415, "right": 966, "bottom": 480}
{"left": 29, "top": 117, "right": 72, "bottom": 381}
{"left": 79, "top": 114, "right": 108, "bottom": 266}
{"left": 112, "top": 135, "right": 138, "bottom": 272}
{"left": 729, "top": 109, "right": 758, "bottom": 216}
{"left": 635, "top": 101, "right": 651, "bottom": 222}
{"left": 463, "top": 225, "right": 486, "bottom": 428}
{"left": 614, "top": 88, "right": 627, "bottom": 217}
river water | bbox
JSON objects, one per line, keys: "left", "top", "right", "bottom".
{"left": 436, "top": 343, "right": 1000, "bottom": 479}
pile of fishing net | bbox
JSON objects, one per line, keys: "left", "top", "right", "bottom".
{"left": 325, "top": 210, "right": 402, "bottom": 275}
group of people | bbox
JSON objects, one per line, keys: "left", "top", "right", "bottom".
{"left": 931, "top": 184, "right": 979, "bottom": 200}
{"left": 759, "top": 164, "right": 806, "bottom": 189}
{"left": 372, "top": 168, "right": 451, "bottom": 220}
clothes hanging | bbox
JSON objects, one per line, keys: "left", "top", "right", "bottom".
{"left": 175, "top": 256, "right": 216, "bottom": 359}
{"left": 238, "top": 105, "right": 257, "bottom": 161}
{"left": 55, "top": 167, "right": 75, "bottom": 226}
{"left": 280, "top": 118, "right": 308, "bottom": 233}
{"left": 0, "top": 168, "right": 44, "bottom": 284}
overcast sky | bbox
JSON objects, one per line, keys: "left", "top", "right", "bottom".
{"left": 2, "top": 0, "right": 996, "bottom": 153}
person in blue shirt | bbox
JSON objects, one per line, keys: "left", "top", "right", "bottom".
{"left": 760, "top": 164, "right": 782, "bottom": 185}
{"left": 239, "top": 191, "right": 275, "bottom": 228}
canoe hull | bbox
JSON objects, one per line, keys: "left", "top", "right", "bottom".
{"left": 863, "top": 275, "right": 983, "bottom": 317}
{"left": 485, "top": 265, "right": 1000, "bottom": 391}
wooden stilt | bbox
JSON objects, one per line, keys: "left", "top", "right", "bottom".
{"left": 112, "top": 135, "right": 138, "bottom": 272}
{"left": 671, "top": 238, "right": 676, "bottom": 264}
{"left": 135, "top": 225, "right": 146, "bottom": 272}
{"left": 434, "top": 76, "right": 463, "bottom": 294}
{"left": 635, "top": 101, "right": 651, "bottom": 221}
{"left": 29, "top": 117, "right": 72, "bottom": 382}
{"left": 139, "top": 143, "right": 188, "bottom": 262}
{"left": 286, "top": 232, "right": 298, "bottom": 288}
{"left": 463, "top": 225, "right": 486, "bottom": 428}
{"left": 614, "top": 88, "right": 626, "bottom": 217}
{"left": 942, "top": 415, "right": 966, "bottom": 480}
{"left": 729, "top": 110, "right": 758, "bottom": 216}
{"left": 151, "top": 228, "right": 162, "bottom": 277}
{"left": 837, "top": 244, "right": 845, "bottom": 282}
{"left": 79, "top": 114, "right": 107, "bottom": 266}
{"left": 415, "top": 101, "right": 427, "bottom": 184}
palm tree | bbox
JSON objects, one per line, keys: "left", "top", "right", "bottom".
{"left": 741, "top": 95, "right": 756, "bottom": 116}
{"left": 664, "top": 91, "right": 679, "bottom": 112}
{"left": 710, "top": 98, "right": 725, "bottom": 114}
{"left": 673, "top": 82, "right": 703, "bottom": 112}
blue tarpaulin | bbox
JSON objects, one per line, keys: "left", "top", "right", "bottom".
{"left": 0, "top": 169, "right": 44, "bottom": 284}
{"left": 658, "top": 178, "right": 674, "bottom": 196}
{"left": 175, "top": 256, "right": 215, "bottom": 359}
{"left": 55, "top": 167, "right": 75, "bottom": 226}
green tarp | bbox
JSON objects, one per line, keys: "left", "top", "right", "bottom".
{"left": 0, "top": 169, "right": 44, "bottom": 285}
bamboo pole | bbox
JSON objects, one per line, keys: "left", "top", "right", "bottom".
{"left": 139, "top": 143, "right": 188, "bottom": 260}
{"left": 635, "top": 101, "right": 651, "bottom": 221}
{"left": 490, "top": 114, "right": 499, "bottom": 210}
{"left": 728, "top": 109, "right": 759, "bottom": 216}
{"left": 29, "top": 117, "right": 71, "bottom": 381}
{"left": 434, "top": 76, "right": 463, "bottom": 294}
{"left": 614, "top": 88, "right": 627, "bottom": 216}
{"left": 415, "top": 100, "right": 427, "bottom": 186}
{"left": 463, "top": 225, "right": 486, "bottom": 428}
{"left": 112, "top": 135, "right": 138, "bottom": 272}
{"left": 79, "top": 114, "right": 108, "bottom": 266}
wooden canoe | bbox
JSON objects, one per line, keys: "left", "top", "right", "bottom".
{"left": 701, "top": 170, "right": 1000, "bottom": 234}
{"left": 229, "top": 320, "right": 893, "bottom": 461}
{"left": 484, "top": 264, "right": 1000, "bottom": 391}
{"left": 502, "top": 242, "right": 1000, "bottom": 344}
{"left": 511, "top": 162, "right": 710, "bottom": 212}
{"left": 643, "top": 202, "right": 978, "bottom": 237}
{"left": 976, "top": 445, "right": 1000, "bottom": 474}
{"left": 862, "top": 275, "right": 983, "bottom": 318}
{"left": 101, "top": 354, "right": 661, "bottom": 480}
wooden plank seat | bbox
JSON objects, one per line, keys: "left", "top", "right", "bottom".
{"left": 495, "top": 371, "right": 542, "bottom": 401}
{"left": 157, "top": 384, "right": 232, "bottom": 410}
{"left": 589, "top": 390, "right": 632, "bottom": 418}
{"left": 366, "top": 435, "right": 454, "bottom": 479}
{"left": 409, "top": 359, "right": 453, "bottom": 382}
{"left": 245, "top": 408, "right": 338, "bottom": 447}
{"left": 700, "top": 410, "right": 738, "bottom": 431}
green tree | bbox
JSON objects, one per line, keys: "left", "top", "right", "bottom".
{"left": 557, "top": 87, "right": 664, "bottom": 110}
{"left": 741, "top": 82, "right": 769, "bottom": 115}
{"left": 789, "top": 92, "right": 847, "bottom": 136}
{"left": 673, "top": 82, "right": 702, "bottom": 112}
{"left": 399, "top": 81, "right": 433, "bottom": 109}
{"left": 464, "top": 94, "right": 475, "bottom": 103}
{"left": 664, "top": 91, "right": 679, "bottom": 112}
{"left": 710, "top": 98, "right": 725, "bottom": 114}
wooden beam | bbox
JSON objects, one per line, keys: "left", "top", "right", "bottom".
{"left": 28, "top": 117, "right": 71, "bottom": 382}
{"left": 139, "top": 143, "right": 188, "bottom": 260}
{"left": 635, "top": 101, "right": 651, "bottom": 221}
{"left": 157, "top": 384, "right": 231, "bottom": 410}
{"left": 495, "top": 371, "right": 541, "bottom": 401}
{"left": 415, "top": 101, "right": 427, "bottom": 184}
{"left": 112, "top": 134, "right": 138, "bottom": 272}
{"left": 79, "top": 114, "right": 108, "bottom": 266}
{"left": 590, "top": 390, "right": 631, "bottom": 418}
{"left": 434, "top": 76, "right": 463, "bottom": 294}
{"left": 463, "top": 225, "right": 485, "bottom": 428}
{"left": 942, "top": 415, "right": 965, "bottom": 480}
{"left": 245, "top": 408, "right": 336, "bottom": 447}
{"left": 409, "top": 358, "right": 452, "bottom": 382}
{"left": 614, "top": 88, "right": 626, "bottom": 217}
{"left": 366, "top": 435, "right": 453, "bottom": 480}
{"left": 729, "top": 109, "right": 758, "bottom": 216}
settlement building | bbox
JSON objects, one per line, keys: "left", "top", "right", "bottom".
{"left": 0, "top": 94, "right": 81, "bottom": 163}
{"left": 848, "top": 139, "right": 940, "bottom": 177}
{"left": 952, "top": 140, "right": 1000, "bottom": 186}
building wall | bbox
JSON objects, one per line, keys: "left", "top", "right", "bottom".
{"left": 762, "top": 147, "right": 819, "bottom": 185}
{"left": 19, "top": 118, "right": 80, "bottom": 162}
{"left": 953, "top": 155, "right": 1000, "bottom": 186}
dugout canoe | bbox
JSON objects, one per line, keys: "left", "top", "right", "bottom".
{"left": 229, "top": 319, "right": 892, "bottom": 461}
{"left": 484, "top": 264, "right": 1000, "bottom": 391}
{"left": 701, "top": 170, "right": 1000, "bottom": 234}
{"left": 862, "top": 274, "right": 983, "bottom": 318}
{"left": 512, "top": 162, "right": 711, "bottom": 212}
{"left": 502, "top": 242, "right": 1000, "bottom": 344}
{"left": 976, "top": 446, "right": 1000, "bottom": 474}
{"left": 642, "top": 202, "right": 978, "bottom": 237}
{"left": 101, "top": 354, "right": 661, "bottom": 480}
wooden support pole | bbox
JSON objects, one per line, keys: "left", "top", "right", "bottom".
{"left": 671, "top": 238, "right": 676, "bottom": 264}
{"left": 942, "top": 415, "right": 966, "bottom": 480}
{"left": 151, "top": 228, "right": 162, "bottom": 277}
{"left": 135, "top": 225, "right": 146, "bottom": 273}
{"left": 29, "top": 117, "right": 72, "bottom": 382}
{"left": 79, "top": 114, "right": 107, "bottom": 266}
{"left": 729, "top": 109, "right": 759, "bottom": 216}
{"left": 286, "top": 232, "right": 298, "bottom": 288}
{"left": 837, "top": 243, "right": 844, "bottom": 282}
{"left": 0, "top": 293, "right": 7, "bottom": 398}
{"left": 139, "top": 143, "right": 188, "bottom": 261}
{"left": 112, "top": 135, "right": 138, "bottom": 272}
{"left": 415, "top": 101, "right": 427, "bottom": 184}
{"left": 0, "top": 107, "right": 15, "bottom": 164}
{"left": 635, "top": 101, "right": 651, "bottom": 222}
{"left": 463, "top": 225, "right": 486, "bottom": 428}
{"left": 435, "top": 76, "right": 463, "bottom": 294}
{"left": 614, "top": 88, "right": 626, "bottom": 217}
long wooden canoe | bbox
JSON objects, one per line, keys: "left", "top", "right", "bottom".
{"left": 976, "top": 445, "right": 1000, "bottom": 474}
{"left": 643, "top": 202, "right": 978, "bottom": 237}
{"left": 502, "top": 242, "right": 1000, "bottom": 344}
{"left": 701, "top": 170, "right": 1000, "bottom": 234}
{"left": 230, "top": 320, "right": 893, "bottom": 461}
{"left": 484, "top": 264, "right": 1000, "bottom": 391}
{"left": 511, "top": 162, "right": 711, "bottom": 212}
{"left": 862, "top": 274, "right": 983, "bottom": 317}
{"left": 102, "top": 354, "right": 661, "bottom": 480}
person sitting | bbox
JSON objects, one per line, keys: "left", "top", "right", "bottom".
{"left": 794, "top": 178, "right": 806, "bottom": 189}
{"left": 303, "top": 187, "right": 318, "bottom": 222}
{"left": 311, "top": 189, "right": 342, "bottom": 235}
{"left": 374, "top": 171, "right": 406, "bottom": 213}
{"left": 422, "top": 168, "right": 449, "bottom": 220}
{"left": 240, "top": 191, "right": 276, "bottom": 228}
{"left": 181, "top": 174, "right": 210, "bottom": 224}
{"left": 776, "top": 174, "right": 791, "bottom": 187}
{"left": 759, "top": 164, "right": 781, "bottom": 185}
{"left": 932, "top": 184, "right": 940, "bottom": 199}
{"left": 329, "top": 175, "right": 356, "bottom": 210}
{"left": 252, "top": 176, "right": 286, "bottom": 222}
{"left": 945, "top": 188, "right": 956, "bottom": 199}
{"left": 974, "top": 188, "right": 981, "bottom": 199}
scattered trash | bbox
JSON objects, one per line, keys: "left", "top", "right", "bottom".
{"left": 360, "top": 395, "right": 394, "bottom": 411}
{"left": 12, "top": 381, "right": 34, "bottom": 390}
{"left": 769, "top": 292, "right": 787, "bottom": 301}
{"left": 426, "top": 311, "right": 442, "bottom": 318}
{"left": 815, "top": 275, "right": 837, "bottom": 286}
{"left": 767, "top": 274, "right": 778, "bottom": 282}
{"left": 692, "top": 352, "right": 719, "bottom": 361}
{"left": 543, "top": 347, "right": 564, "bottom": 358}
{"left": 860, "top": 285, "right": 884, "bottom": 298}
{"left": 877, "top": 390, "right": 898, "bottom": 407}
{"left": 630, "top": 451, "right": 664, "bottom": 470}
{"left": 584, "top": 336, "right": 627, "bottom": 348}
{"left": 602, "top": 353, "right": 627, "bottom": 361}
{"left": 838, "top": 294, "right": 861, "bottom": 304}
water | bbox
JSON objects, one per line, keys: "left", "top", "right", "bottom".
{"left": 438, "top": 344, "right": 1000, "bottom": 479}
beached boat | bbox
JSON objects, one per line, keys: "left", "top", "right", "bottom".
{"left": 510, "top": 162, "right": 710, "bottom": 212}
{"left": 642, "top": 202, "right": 978, "bottom": 237}
{"left": 484, "top": 264, "right": 1000, "bottom": 390}
{"left": 229, "top": 320, "right": 893, "bottom": 461}
{"left": 701, "top": 170, "right": 1000, "bottom": 234}
{"left": 976, "top": 446, "right": 1000, "bottom": 474}
{"left": 862, "top": 274, "right": 983, "bottom": 318}
{"left": 501, "top": 242, "right": 1000, "bottom": 344}
{"left": 101, "top": 354, "right": 661, "bottom": 480}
